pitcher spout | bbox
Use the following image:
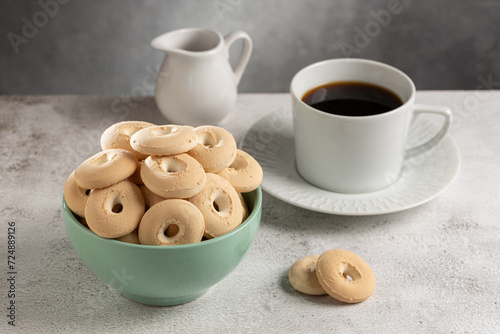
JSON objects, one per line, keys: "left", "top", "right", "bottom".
{"left": 151, "top": 28, "right": 222, "bottom": 54}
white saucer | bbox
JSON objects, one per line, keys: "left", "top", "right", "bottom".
{"left": 241, "top": 108, "right": 460, "bottom": 215}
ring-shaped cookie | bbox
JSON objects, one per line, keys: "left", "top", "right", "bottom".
{"left": 101, "top": 121, "right": 155, "bottom": 160}
{"left": 316, "top": 249, "right": 376, "bottom": 303}
{"left": 238, "top": 192, "right": 249, "bottom": 222}
{"left": 140, "top": 154, "right": 206, "bottom": 198}
{"left": 85, "top": 180, "right": 145, "bottom": 238}
{"left": 115, "top": 229, "right": 140, "bottom": 244}
{"left": 75, "top": 149, "right": 138, "bottom": 189}
{"left": 130, "top": 125, "right": 197, "bottom": 156}
{"left": 289, "top": 254, "right": 327, "bottom": 296}
{"left": 78, "top": 216, "right": 89, "bottom": 228}
{"left": 188, "top": 126, "right": 237, "bottom": 173}
{"left": 64, "top": 170, "right": 91, "bottom": 217}
{"left": 128, "top": 160, "right": 144, "bottom": 185}
{"left": 217, "top": 149, "right": 263, "bottom": 193}
{"left": 138, "top": 199, "right": 205, "bottom": 246}
{"left": 139, "top": 184, "right": 166, "bottom": 210}
{"left": 189, "top": 173, "right": 243, "bottom": 239}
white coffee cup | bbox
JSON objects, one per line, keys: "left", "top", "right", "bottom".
{"left": 291, "top": 58, "right": 452, "bottom": 194}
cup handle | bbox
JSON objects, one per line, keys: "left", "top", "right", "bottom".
{"left": 224, "top": 31, "right": 253, "bottom": 86}
{"left": 405, "top": 104, "right": 452, "bottom": 159}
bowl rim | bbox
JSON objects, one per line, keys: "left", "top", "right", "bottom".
{"left": 63, "top": 186, "right": 262, "bottom": 250}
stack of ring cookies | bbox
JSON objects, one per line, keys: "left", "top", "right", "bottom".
{"left": 288, "top": 249, "right": 376, "bottom": 303}
{"left": 64, "top": 121, "right": 263, "bottom": 247}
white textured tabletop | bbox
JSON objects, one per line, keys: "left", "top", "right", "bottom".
{"left": 1, "top": 92, "right": 499, "bottom": 333}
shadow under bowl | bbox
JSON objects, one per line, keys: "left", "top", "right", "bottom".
{"left": 62, "top": 187, "right": 262, "bottom": 306}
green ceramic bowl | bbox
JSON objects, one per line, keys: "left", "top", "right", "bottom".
{"left": 62, "top": 187, "right": 262, "bottom": 306}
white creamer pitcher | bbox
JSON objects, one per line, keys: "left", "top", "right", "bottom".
{"left": 151, "top": 28, "right": 253, "bottom": 126}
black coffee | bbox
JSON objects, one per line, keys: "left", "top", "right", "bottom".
{"left": 301, "top": 81, "right": 403, "bottom": 116}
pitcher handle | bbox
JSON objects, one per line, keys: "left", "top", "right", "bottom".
{"left": 224, "top": 31, "right": 253, "bottom": 86}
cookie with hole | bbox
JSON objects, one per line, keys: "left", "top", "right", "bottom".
{"left": 139, "top": 184, "right": 166, "bottom": 210}
{"left": 64, "top": 170, "right": 91, "bottom": 217}
{"left": 289, "top": 254, "right": 327, "bottom": 296}
{"left": 315, "top": 249, "right": 376, "bottom": 303}
{"left": 115, "top": 229, "right": 140, "bottom": 245}
{"left": 101, "top": 121, "right": 156, "bottom": 160}
{"left": 189, "top": 173, "right": 243, "bottom": 239}
{"left": 187, "top": 126, "right": 237, "bottom": 173}
{"left": 237, "top": 192, "right": 249, "bottom": 222}
{"left": 130, "top": 124, "right": 198, "bottom": 156}
{"left": 128, "top": 160, "right": 144, "bottom": 185}
{"left": 140, "top": 154, "right": 207, "bottom": 199}
{"left": 217, "top": 149, "right": 263, "bottom": 193}
{"left": 85, "top": 179, "right": 145, "bottom": 238}
{"left": 138, "top": 199, "right": 205, "bottom": 246}
{"left": 74, "top": 149, "right": 138, "bottom": 189}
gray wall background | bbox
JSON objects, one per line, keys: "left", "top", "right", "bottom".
{"left": 1, "top": 0, "right": 499, "bottom": 94}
